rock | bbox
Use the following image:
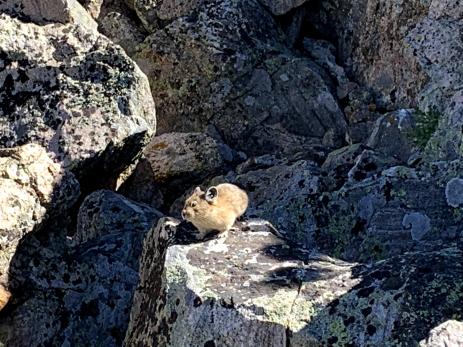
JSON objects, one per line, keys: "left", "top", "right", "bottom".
{"left": 309, "top": 0, "right": 429, "bottom": 109}
{"left": 77, "top": 0, "right": 103, "bottom": 19}
{"left": 0, "top": 144, "right": 79, "bottom": 310}
{"left": 0, "top": 12, "right": 156, "bottom": 185}
{"left": 1, "top": 191, "right": 162, "bottom": 346}
{"left": 142, "top": 132, "right": 234, "bottom": 184}
{"left": 124, "top": 218, "right": 359, "bottom": 346}
{"left": 117, "top": 157, "right": 165, "bottom": 210}
{"left": 429, "top": 0, "right": 463, "bottom": 20}
{"left": 119, "top": 132, "right": 235, "bottom": 207}
{"left": 75, "top": 189, "right": 163, "bottom": 245}
{"left": 346, "top": 149, "right": 399, "bottom": 183}
{"left": 321, "top": 144, "right": 398, "bottom": 191}
{"left": 343, "top": 86, "right": 379, "bottom": 144}
{"left": 446, "top": 177, "right": 463, "bottom": 208}
{"left": 125, "top": 220, "right": 463, "bottom": 346}
{"left": 281, "top": 6, "right": 307, "bottom": 48}
{"left": 259, "top": 0, "right": 309, "bottom": 16}
{"left": 366, "top": 109, "right": 417, "bottom": 163}
{"left": 134, "top": 0, "right": 346, "bottom": 157}
{"left": 98, "top": 11, "right": 147, "bottom": 56}
{"left": 402, "top": 212, "right": 432, "bottom": 241}
{"left": 131, "top": 0, "right": 203, "bottom": 32}
{"left": 419, "top": 320, "right": 463, "bottom": 347}
{"left": 207, "top": 160, "right": 320, "bottom": 248}
{"left": 302, "top": 38, "right": 350, "bottom": 89}
{"left": 301, "top": 248, "right": 463, "bottom": 346}
{"left": 315, "top": 161, "right": 463, "bottom": 262}
{"left": 0, "top": 0, "right": 97, "bottom": 29}
{"left": 312, "top": 0, "right": 463, "bottom": 159}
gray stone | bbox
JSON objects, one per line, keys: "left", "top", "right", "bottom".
{"left": 125, "top": 219, "right": 463, "bottom": 346}
{"left": 119, "top": 132, "right": 234, "bottom": 207}
{"left": 0, "top": 144, "right": 79, "bottom": 310}
{"left": 124, "top": 218, "right": 358, "bottom": 346}
{"left": 301, "top": 248, "right": 463, "bottom": 346}
{"left": 311, "top": 0, "right": 463, "bottom": 160}
{"left": 366, "top": 109, "right": 417, "bottom": 163}
{"left": 303, "top": 38, "right": 350, "bottom": 89}
{"left": 259, "top": 0, "right": 309, "bottom": 16}
{"left": 445, "top": 178, "right": 463, "bottom": 208}
{"left": 0, "top": 12, "right": 156, "bottom": 182}
{"left": 0, "top": 191, "right": 162, "bottom": 346}
{"left": 78, "top": 0, "right": 103, "bottom": 19}
{"left": 0, "top": 0, "right": 97, "bottom": 29}
{"left": 98, "top": 11, "right": 147, "bottom": 56}
{"left": 142, "top": 132, "right": 233, "bottom": 185}
{"left": 315, "top": 161, "right": 463, "bottom": 262}
{"left": 309, "top": 0, "right": 429, "bottom": 109}
{"left": 321, "top": 144, "right": 398, "bottom": 191}
{"left": 419, "top": 320, "right": 463, "bottom": 347}
{"left": 132, "top": 0, "right": 203, "bottom": 32}
{"left": 402, "top": 212, "right": 432, "bottom": 241}
{"left": 406, "top": 15, "right": 463, "bottom": 160}
{"left": 75, "top": 189, "right": 163, "bottom": 245}
{"left": 134, "top": 0, "right": 346, "bottom": 157}
{"left": 210, "top": 160, "right": 321, "bottom": 248}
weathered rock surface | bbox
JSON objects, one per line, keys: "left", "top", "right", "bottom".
{"left": 131, "top": 0, "right": 203, "bottom": 32}
{"left": 0, "top": 10, "right": 156, "bottom": 183}
{"left": 75, "top": 189, "right": 163, "bottom": 244}
{"left": 0, "top": 0, "right": 97, "bottom": 29}
{"left": 124, "top": 218, "right": 358, "bottom": 346}
{"left": 134, "top": 0, "right": 346, "bottom": 156}
{"left": 312, "top": 0, "right": 463, "bottom": 159}
{"left": 119, "top": 132, "right": 236, "bottom": 207}
{"left": 419, "top": 320, "right": 463, "bottom": 347}
{"left": 321, "top": 144, "right": 399, "bottom": 191}
{"left": 98, "top": 11, "right": 147, "bottom": 56}
{"left": 141, "top": 132, "right": 234, "bottom": 185}
{"left": 310, "top": 0, "right": 429, "bottom": 109}
{"left": 77, "top": 0, "right": 103, "bottom": 19}
{"left": 366, "top": 109, "right": 417, "bottom": 163}
{"left": 125, "top": 219, "right": 463, "bottom": 346}
{"left": 0, "top": 144, "right": 79, "bottom": 310}
{"left": 0, "top": 190, "right": 162, "bottom": 346}
{"left": 208, "top": 160, "right": 321, "bottom": 248}
{"left": 303, "top": 247, "right": 463, "bottom": 346}
{"left": 315, "top": 160, "right": 463, "bottom": 261}
{"left": 259, "top": 0, "right": 309, "bottom": 16}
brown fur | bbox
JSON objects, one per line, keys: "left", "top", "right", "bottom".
{"left": 182, "top": 183, "right": 248, "bottom": 234}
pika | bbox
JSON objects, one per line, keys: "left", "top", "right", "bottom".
{"left": 182, "top": 183, "right": 248, "bottom": 237}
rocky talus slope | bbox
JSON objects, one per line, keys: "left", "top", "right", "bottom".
{"left": 0, "top": 0, "right": 462, "bottom": 346}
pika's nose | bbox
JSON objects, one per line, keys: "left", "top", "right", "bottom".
{"left": 181, "top": 210, "right": 186, "bottom": 220}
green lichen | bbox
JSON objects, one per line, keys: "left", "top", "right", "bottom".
{"left": 252, "top": 289, "right": 299, "bottom": 326}
{"left": 359, "top": 238, "right": 385, "bottom": 261}
{"left": 407, "top": 107, "right": 440, "bottom": 149}
{"left": 325, "top": 211, "right": 357, "bottom": 258}
{"left": 327, "top": 317, "right": 350, "bottom": 346}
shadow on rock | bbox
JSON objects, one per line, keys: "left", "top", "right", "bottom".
{"left": 0, "top": 190, "right": 163, "bottom": 347}
{"left": 293, "top": 247, "right": 463, "bottom": 346}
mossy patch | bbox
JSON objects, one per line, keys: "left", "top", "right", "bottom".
{"left": 407, "top": 107, "right": 440, "bottom": 149}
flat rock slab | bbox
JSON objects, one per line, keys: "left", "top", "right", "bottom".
{"left": 125, "top": 218, "right": 359, "bottom": 346}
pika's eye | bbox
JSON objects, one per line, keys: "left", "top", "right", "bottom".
{"left": 190, "top": 201, "right": 197, "bottom": 208}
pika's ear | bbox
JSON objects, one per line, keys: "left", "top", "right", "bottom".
{"left": 205, "top": 186, "right": 218, "bottom": 202}
{"left": 194, "top": 186, "right": 202, "bottom": 194}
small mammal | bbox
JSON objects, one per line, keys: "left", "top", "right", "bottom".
{"left": 182, "top": 183, "right": 248, "bottom": 237}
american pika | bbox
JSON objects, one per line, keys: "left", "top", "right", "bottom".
{"left": 182, "top": 183, "right": 248, "bottom": 236}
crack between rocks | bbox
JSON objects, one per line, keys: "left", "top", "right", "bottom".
{"left": 284, "top": 278, "right": 303, "bottom": 347}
